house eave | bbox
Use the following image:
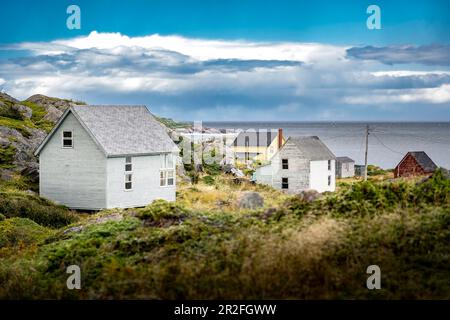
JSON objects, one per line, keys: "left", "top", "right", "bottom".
{"left": 106, "top": 150, "right": 178, "bottom": 158}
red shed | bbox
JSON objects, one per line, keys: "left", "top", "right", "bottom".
{"left": 394, "top": 151, "right": 437, "bottom": 178}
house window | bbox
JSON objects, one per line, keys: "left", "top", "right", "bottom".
{"left": 328, "top": 175, "right": 331, "bottom": 186}
{"left": 160, "top": 170, "right": 175, "bottom": 186}
{"left": 160, "top": 153, "right": 175, "bottom": 187}
{"left": 345, "top": 163, "right": 349, "bottom": 171}
{"left": 125, "top": 156, "right": 132, "bottom": 172}
{"left": 245, "top": 136, "right": 249, "bottom": 147}
{"left": 62, "top": 131, "right": 73, "bottom": 148}
{"left": 125, "top": 173, "right": 132, "bottom": 190}
{"left": 328, "top": 160, "right": 331, "bottom": 170}
{"left": 282, "top": 158, "right": 289, "bottom": 169}
{"left": 161, "top": 153, "right": 174, "bottom": 169}
{"left": 282, "top": 177, "right": 289, "bottom": 189}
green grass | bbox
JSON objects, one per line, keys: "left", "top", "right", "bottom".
{"left": 0, "top": 189, "right": 78, "bottom": 228}
{"left": 0, "top": 217, "right": 53, "bottom": 247}
{"left": 154, "top": 116, "right": 191, "bottom": 129}
{"left": 0, "top": 145, "right": 16, "bottom": 169}
{"left": 21, "top": 101, "right": 55, "bottom": 132}
{"left": 0, "top": 171, "right": 448, "bottom": 299}
{"left": 0, "top": 116, "right": 33, "bottom": 137}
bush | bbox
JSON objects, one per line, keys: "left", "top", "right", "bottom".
{"left": 0, "top": 217, "right": 52, "bottom": 247}
{"left": 0, "top": 190, "right": 78, "bottom": 228}
{"left": 137, "top": 199, "right": 189, "bottom": 223}
{"left": 202, "top": 175, "right": 215, "bottom": 185}
{"left": 0, "top": 145, "right": 16, "bottom": 168}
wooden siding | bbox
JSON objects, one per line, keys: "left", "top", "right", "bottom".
{"left": 394, "top": 154, "right": 427, "bottom": 178}
{"left": 106, "top": 154, "right": 176, "bottom": 208}
{"left": 336, "top": 162, "right": 355, "bottom": 178}
{"left": 255, "top": 139, "right": 309, "bottom": 193}
{"left": 39, "top": 112, "right": 107, "bottom": 209}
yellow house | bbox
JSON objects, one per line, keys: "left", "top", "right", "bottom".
{"left": 232, "top": 128, "right": 285, "bottom": 163}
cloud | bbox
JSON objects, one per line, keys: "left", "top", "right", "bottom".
{"left": 0, "top": 32, "right": 450, "bottom": 120}
{"left": 346, "top": 45, "right": 450, "bottom": 66}
{"left": 343, "top": 84, "right": 450, "bottom": 105}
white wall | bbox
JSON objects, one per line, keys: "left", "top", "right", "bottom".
{"left": 255, "top": 164, "right": 273, "bottom": 186}
{"left": 106, "top": 154, "right": 176, "bottom": 209}
{"left": 310, "top": 160, "right": 335, "bottom": 193}
{"left": 39, "top": 112, "right": 107, "bottom": 210}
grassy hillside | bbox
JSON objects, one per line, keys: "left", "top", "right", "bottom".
{"left": 0, "top": 92, "right": 448, "bottom": 299}
{"left": 0, "top": 170, "right": 448, "bottom": 299}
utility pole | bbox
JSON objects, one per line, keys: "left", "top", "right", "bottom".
{"left": 364, "top": 124, "right": 370, "bottom": 181}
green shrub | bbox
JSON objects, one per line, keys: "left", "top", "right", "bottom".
{"left": 202, "top": 175, "right": 215, "bottom": 185}
{"left": 137, "top": 199, "right": 189, "bottom": 222}
{"left": 0, "top": 145, "right": 16, "bottom": 168}
{"left": 0, "top": 104, "right": 23, "bottom": 120}
{"left": 412, "top": 169, "right": 450, "bottom": 205}
{"left": 0, "top": 217, "right": 52, "bottom": 247}
{"left": 0, "top": 190, "right": 77, "bottom": 228}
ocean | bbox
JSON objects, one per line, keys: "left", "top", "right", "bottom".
{"left": 204, "top": 122, "right": 450, "bottom": 169}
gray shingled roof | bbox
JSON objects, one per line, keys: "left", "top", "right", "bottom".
{"left": 336, "top": 156, "right": 355, "bottom": 163}
{"left": 408, "top": 151, "right": 438, "bottom": 173}
{"left": 289, "top": 136, "right": 336, "bottom": 160}
{"left": 233, "top": 130, "right": 278, "bottom": 147}
{"left": 36, "top": 105, "right": 177, "bottom": 156}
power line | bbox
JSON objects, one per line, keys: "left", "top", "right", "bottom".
{"left": 372, "top": 133, "right": 404, "bottom": 155}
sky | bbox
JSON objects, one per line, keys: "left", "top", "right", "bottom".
{"left": 0, "top": 0, "right": 450, "bottom": 121}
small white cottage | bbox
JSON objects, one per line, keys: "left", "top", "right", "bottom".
{"left": 34, "top": 105, "right": 178, "bottom": 210}
{"left": 254, "top": 136, "right": 336, "bottom": 193}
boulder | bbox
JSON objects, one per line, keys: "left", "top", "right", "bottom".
{"left": 296, "top": 189, "right": 321, "bottom": 203}
{"left": 11, "top": 104, "right": 32, "bottom": 119}
{"left": 42, "top": 106, "right": 63, "bottom": 123}
{"left": 237, "top": 191, "right": 264, "bottom": 210}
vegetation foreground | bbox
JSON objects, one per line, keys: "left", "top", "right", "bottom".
{"left": 0, "top": 169, "right": 449, "bottom": 299}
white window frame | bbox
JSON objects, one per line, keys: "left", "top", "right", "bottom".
{"left": 125, "top": 156, "right": 132, "bottom": 172}
{"left": 124, "top": 173, "right": 133, "bottom": 191}
{"left": 328, "top": 160, "right": 331, "bottom": 171}
{"left": 160, "top": 153, "right": 175, "bottom": 187}
{"left": 62, "top": 131, "right": 73, "bottom": 148}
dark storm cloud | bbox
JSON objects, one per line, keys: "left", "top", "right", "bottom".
{"left": 346, "top": 45, "right": 450, "bottom": 66}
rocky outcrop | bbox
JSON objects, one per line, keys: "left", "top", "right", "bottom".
{"left": 237, "top": 191, "right": 264, "bottom": 210}
{"left": 25, "top": 94, "right": 81, "bottom": 113}
{"left": 295, "top": 190, "right": 322, "bottom": 203}
{"left": 0, "top": 92, "right": 82, "bottom": 183}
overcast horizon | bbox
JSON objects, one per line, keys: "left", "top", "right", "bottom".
{"left": 1, "top": 0, "right": 450, "bottom": 121}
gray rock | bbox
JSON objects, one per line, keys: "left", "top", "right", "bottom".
{"left": 0, "top": 92, "right": 19, "bottom": 103}
{"left": 0, "top": 170, "right": 13, "bottom": 181}
{"left": 43, "top": 106, "right": 63, "bottom": 123}
{"left": 237, "top": 191, "right": 264, "bottom": 210}
{"left": 25, "top": 94, "right": 75, "bottom": 112}
{"left": 63, "top": 225, "right": 84, "bottom": 235}
{"left": 296, "top": 189, "right": 321, "bottom": 203}
{"left": 11, "top": 104, "right": 32, "bottom": 119}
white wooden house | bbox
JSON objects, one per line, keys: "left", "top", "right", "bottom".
{"left": 254, "top": 136, "right": 336, "bottom": 193}
{"left": 34, "top": 105, "right": 178, "bottom": 210}
{"left": 336, "top": 156, "right": 355, "bottom": 178}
